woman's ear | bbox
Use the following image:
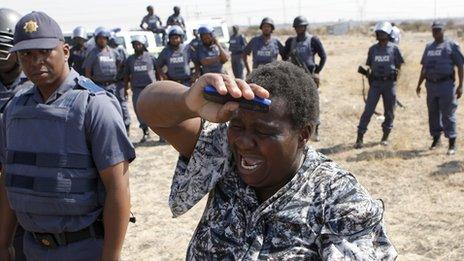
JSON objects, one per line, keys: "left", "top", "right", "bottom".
{"left": 298, "top": 124, "right": 312, "bottom": 148}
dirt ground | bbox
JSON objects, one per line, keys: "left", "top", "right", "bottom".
{"left": 121, "top": 31, "right": 464, "bottom": 260}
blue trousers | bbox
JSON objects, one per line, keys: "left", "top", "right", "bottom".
{"left": 13, "top": 225, "right": 26, "bottom": 261}
{"left": 358, "top": 81, "right": 396, "bottom": 134}
{"left": 116, "top": 81, "right": 131, "bottom": 128}
{"left": 231, "top": 54, "right": 244, "bottom": 79}
{"left": 426, "top": 80, "right": 457, "bottom": 138}
{"left": 23, "top": 232, "right": 103, "bottom": 261}
{"left": 132, "top": 87, "right": 148, "bottom": 131}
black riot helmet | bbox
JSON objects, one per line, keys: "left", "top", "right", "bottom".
{"left": 260, "top": 17, "right": 275, "bottom": 30}
{"left": 293, "top": 16, "right": 309, "bottom": 27}
{"left": 0, "top": 8, "right": 22, "bottom": 60}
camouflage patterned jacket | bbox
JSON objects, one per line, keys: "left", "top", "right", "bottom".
{"left": 170, "top": 121, "right": 397, "bottom": 260}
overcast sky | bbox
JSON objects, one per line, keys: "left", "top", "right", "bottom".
{"left": 3, "top": 0, "right": 464, "bottom": 31}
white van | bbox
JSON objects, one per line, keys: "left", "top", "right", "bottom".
{"left": 184, "top": 18, "right": 230, "bottom": 49}
{"left": 113, "top": 30, "right": 163, "bottom": 56}
{"left": 63, "top": 30, "right": 164, "bottom": 57}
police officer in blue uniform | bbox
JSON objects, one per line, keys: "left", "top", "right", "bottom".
{"left": 0, "top": 11, "right": 135, "bottom": 261}
{"left": 83, "top": 27, "right": 122, "bottom": 94}
{"left": 416, "top": 21, "right": 464, "bottom": 155}
{"left": 157, "top": 26, "right": 192, "bottom": 86}
{"left": 284, "top": 16, "right": 327, "bottom": 141}
{"left": 355, "top": 22, "right": 404, "bottom": 149}
{"left": 124, "top": 35, "right": 158, "bottom": 143}
{"left": 0, "top": 8, "right": 32, "bottom": 261}
{"left": 228, "top": 25, "right": 248, "bottom": 79}
{"left": 140, "top": 5, "right": 166, "bottom": 43}
{"left": 68, "top": 26, "right": 87, "bottom": 75}
{"left": 109, "top": 34, "right": 131, "bottom": 133}
{"left": 243, "top": 17, "right": 284, "bottom": 71}
{"left": 195, "top": 26, "right": 229, "bottom": 75}
{"left": 166, "top": 6, "right": 186, "bottom": 32}
{"left": 188, "top": 29, "right": 201, "bottom": 78}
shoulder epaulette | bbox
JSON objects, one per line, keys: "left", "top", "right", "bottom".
{"left": 75, "top": 76, "right": 105, "bottom": 94}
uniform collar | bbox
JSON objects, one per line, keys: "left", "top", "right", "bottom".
{"left": 31, "top": 69, "right": 79, "bottom": 104}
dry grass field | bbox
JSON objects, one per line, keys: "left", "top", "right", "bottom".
{"left": 121, "top": 31, "right": 464, "bottom": 260}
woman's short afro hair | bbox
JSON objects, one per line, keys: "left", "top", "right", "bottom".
{"left": 246, "top": 61, "right": 319, "bottom": 129}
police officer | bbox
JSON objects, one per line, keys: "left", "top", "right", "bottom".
{"left": 188, "top": 29, "right": 201, "bottom": 78}
{"left": 0, "top": 8, "right": 32, "bottom": 261}
{"left": 228, "top": 25, "right": 248, "bottom": 79}
{"left": 416, "top": 21, "right": 464, "bottom": 155}
{"left": 355, "top": 22, "right": 404, "bottom": 149}
{"left": 140, "top": 5, "right": 166, "bottom": 43}
{"left": 157, "top": 26, "right": 192, "bottom": 86}
{"left": 195, "top": 26, "right": 229, "bottom": 75}
{"left": 0, "top": 11, "right": 135, "bottom": 260}
{"left": 284, "top": 16, "right": 327, "bottom": 141}
{"left": 109, "top": 34, "right": 131, "bottom": 133}
{"left": 68, "top": 26, "right": 87, "bottom": 75}
{"left": 243, "top": 17, "right": 284, "bottom": 71}
{"left": 83, "top": 27, "right": 122, "bottom": 94}
{"left": 166, "top": 6, "right": 186, "bottom": 32}
{"left": 124, "top": 35, "right": 158, "bottom": 143}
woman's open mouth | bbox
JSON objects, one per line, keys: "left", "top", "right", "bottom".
{"left": 239, "top": 154, "right": 264, "bottom": 173}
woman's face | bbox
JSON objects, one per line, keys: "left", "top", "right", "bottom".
{"left": 227, "top": 98, "right": 309, "bottom": 198}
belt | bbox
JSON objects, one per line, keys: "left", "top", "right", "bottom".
{"left": 371, "top": 75, "right": 396, "bottom": 81}
{"left": 426, "top": 75, "right": 454, "bottom": 83}
{"left": 94, "top": 80, "right": 116, "bottom": 86}
{"left": 29, "top": 221, "right": 104, "bottom": 249}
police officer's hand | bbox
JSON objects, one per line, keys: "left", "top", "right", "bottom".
{"left": 416, "top": 85, "right": 421, "bottom": 98}
{"left": 457, "top": 85, "right": 463, "bottom": 99}
{"left": 124, "top": 89, "right": 129, "bottom": 99}
{"left": 185, "top": 73, "right": 269, "bottom": 123}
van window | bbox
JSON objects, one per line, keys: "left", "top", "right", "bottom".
{"left": 213, "top": 26, "right": 224, "bottom": 37}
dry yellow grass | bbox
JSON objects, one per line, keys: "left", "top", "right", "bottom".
{"left": 121, "top": 31, "right": 464, "bottom": 260}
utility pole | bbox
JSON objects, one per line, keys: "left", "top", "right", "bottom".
{"left": 356, "top": 0, "right": 367, "bottom": 22}
{"left": 282, "top": 0, "right": 287, "bottom": 24}
{"left": 225, "top": 0, "right": 232, "bottom": 24}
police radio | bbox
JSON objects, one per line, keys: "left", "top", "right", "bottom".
{"left": 202, "top": 85, "right": 271, "bottom": 113}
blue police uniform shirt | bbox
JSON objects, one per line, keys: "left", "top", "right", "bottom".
{"left": 0, "top": 74, "right": 33, "bottom": 110}
{"left": 167, "top": 14, "right": 185, "bottom": 29}
{"left": 114, "top": 46, "right": 128, "bottom": 81}
{"left": 0, "top": 69, "right": 136, "bottom": 233}
{"left": 366, "top": 42, "right": 404, "bottom": 81}
{"left": 197, "top": 43, "right": 224, "bottom": 74}
{"left": 420, "top": 39, "right": 464, "bottom": 79}
{"left": 244, "top": 35, "right": 284, "bottom": 68}
{"left": 157, "top": 44, "right": 192, "bottom": 81}
{"left": 83, "top": 46, "right": 121, "bottom": 83}
{"left": 283, "top": 34, "right": 327, "bottom": 74}
{"left": 69, "top": 45, "right": 87, "bottom": 75}
{"left": 124, "top": 51, "right": 157, "bottom": 88}
{"left": 228, "top": 34, "right": 247, "bottom": 55}
{"left": 141, "top": 14, "right": 162, "bottom": 31}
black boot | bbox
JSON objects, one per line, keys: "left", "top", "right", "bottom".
{"left": 380, "top": 130, "right": 390, "bottom": 146}
{"left": 354, "top": 132, "right": 364, "bottom": 149}
{"left": 447, "top": 138, "right": 456, "bottom": 155}
{"left": 140, "top": 129, "right": 149, "bottom": 143}
{"left": 311, "top": 125, "right": 320, "bottom": 142}
{"left": 430, "top": 135, "right": 441, "bottom": 150}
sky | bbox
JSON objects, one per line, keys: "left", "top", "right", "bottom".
{"left": 3, "top": 0, "right": 464, "bottom": 32}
